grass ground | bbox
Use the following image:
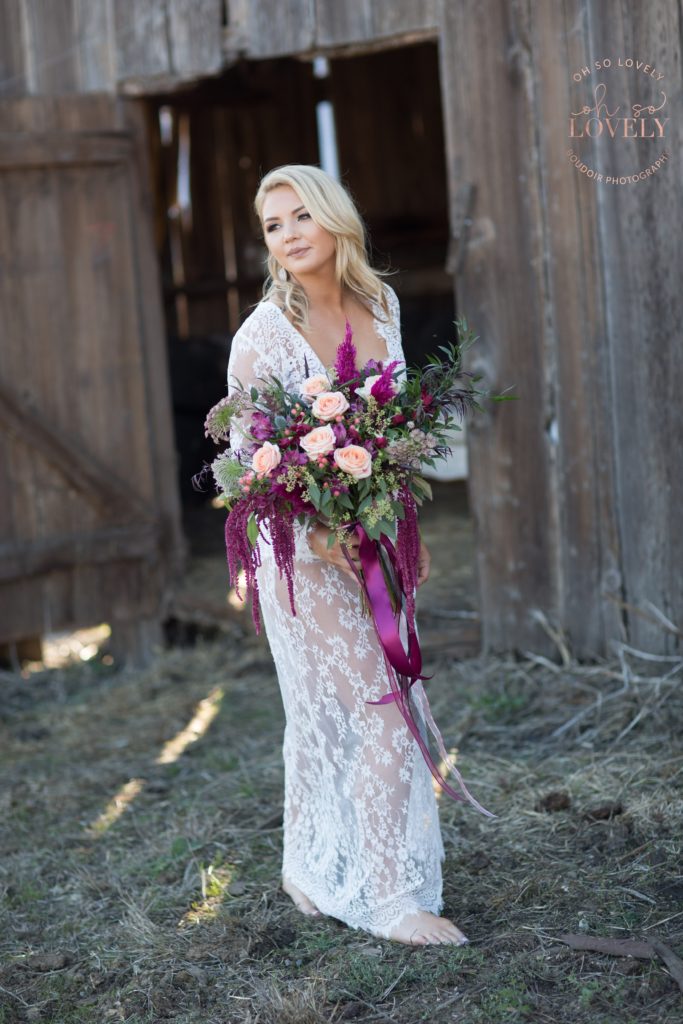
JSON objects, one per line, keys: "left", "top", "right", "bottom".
{"left": 2, "top": 632, "right": 681, "bottom": 1023}
{"left": 1, "top": 492, "right": 682, "bottom": 1023}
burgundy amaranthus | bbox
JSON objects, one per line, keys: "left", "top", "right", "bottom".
{"left": 333, "top": 319, "right": 359, "bottom": 391}
{"left": 224, "top": 494, "right": 297, "bottom": 632}
{"left": 368, "top": 360, "right": 401, "bottom": 405}
{"left": 395, "top": 483, "right": 421, "bottom": 624}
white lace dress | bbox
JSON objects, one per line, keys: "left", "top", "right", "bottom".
{"left": 226, "top": 283, "right": 446, "bottom": 938}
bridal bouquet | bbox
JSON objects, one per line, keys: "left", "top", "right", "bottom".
{"left": 202, "top": 317, "right": 515, "bottom": 814}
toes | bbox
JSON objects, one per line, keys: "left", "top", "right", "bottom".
{"left": 442, "top": 920, "right": 468, "bottom": 943}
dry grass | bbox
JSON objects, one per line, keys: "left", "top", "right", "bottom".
{"left": 1, "top": 620, "right": 682, "bottom": 1024}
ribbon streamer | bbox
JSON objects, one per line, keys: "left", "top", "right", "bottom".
{"left": 343, "top": 524, "right": 497, "bottom": 819}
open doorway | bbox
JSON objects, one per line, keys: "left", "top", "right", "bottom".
{"left": 145, "top": 40, "right": 478, "bottom": 654}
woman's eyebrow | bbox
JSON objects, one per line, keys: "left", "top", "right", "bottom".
{"left": 264, "top": 205, "right": 305, "bottom": 223}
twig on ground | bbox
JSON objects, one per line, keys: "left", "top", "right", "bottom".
{"left": 0, "top": 983, "right": 31, "bottom": 1007}
{"left": 556, "top": 933, "right": 683, "bottom": 995}
{"left": 527, "top": 608, "right": 572, "bottom": 667}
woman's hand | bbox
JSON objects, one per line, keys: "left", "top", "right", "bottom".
{"left": 416, "top": 538, "right": 431, "bottom": 587}
{"left": 307, "top": 521, "right": 362, "bottom": 580}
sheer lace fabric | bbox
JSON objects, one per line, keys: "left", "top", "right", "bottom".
{"left": 226, "top": 285, "right": 445, "bottom": 938}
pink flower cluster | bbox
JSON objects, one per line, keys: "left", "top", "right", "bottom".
{"left": 249, "top": 382, "right": 375, "bottom": 485}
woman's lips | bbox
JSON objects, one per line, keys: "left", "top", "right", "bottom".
{"left": 288, "top": 248, "right": 310, "bottom": 258}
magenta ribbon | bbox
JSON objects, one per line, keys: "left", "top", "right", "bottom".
{"left": 343, "top": 524, "right": 496, "bottom": 818}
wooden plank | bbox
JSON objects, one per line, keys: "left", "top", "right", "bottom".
{"left": 0, "top": 381, "right": 152, "bottom": 520}
{"left": 167, "top": 0, "right": 223, "bottom": 75}
{"left": 0, "top": 0, "right": 29, "bottom": 98}
{"left": 123, "top": 98, "right": 187, "bottom": 570}
{"left": 239, "top": 0, "right": 315, "bottom": 58}
{"left": 0, "top": 522, "right": 161, "bottom": 581}
{"left": 528, "top": 1, "right": 625, "bottom": 657}
{"left": 74, "top": 0, "right": 116, "bottom": 91}
{"left": 112, "top": 0, "right": 171, "bottom": 80}
{"left": 437, "top": 0, "right": 556, "bottom": 658}
{"left": 315, "top": 0, "right": 437, "bottom": 47}
{"left": 179, "top": 104, "right": 232, "bottom": 334}
{"left": 0, "top": 132, "right": 131, "bottom": 168}
{"left": 315, "top": 0, "right": 373, "bottom": 46}
{"left": 587, "top": 1, "right": 683, "bottom": 654}
{"left": 0, "top": 94, "right": 124, "bottom": 133}
{"left": 20, "top": 0, "right": 80, "bottom": 94}
{"left": 371, "top": 0, "right": 438, "bottom": 38}
{"left": 0, "top": 560, "right": 164, "bottom": 646}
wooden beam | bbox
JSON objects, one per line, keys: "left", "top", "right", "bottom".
{"left": 0, "top": 132, "right": 131, "bottom": 168}
{"left": 0, "top": 522, "right": 161, "bottom": 582}
{"left": 0, "top": 380, "right": 152, "bottom": 520}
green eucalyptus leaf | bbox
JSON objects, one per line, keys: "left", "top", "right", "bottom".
{"left": 308, "top": 481, "right": 321, "bottom": 507}
{"left": 246, "top": 514, "right": 259, "bottom": 547}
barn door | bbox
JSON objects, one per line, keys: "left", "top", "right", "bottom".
{"left": 0, "top": 96, "right": 185, "bottom": 663}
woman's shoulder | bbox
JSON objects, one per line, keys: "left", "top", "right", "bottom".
{"left": 236, "top": 299, "right": 277, "bottom": 331}
{"left": 231, "top": 300, "right": 281, "bottom": 344}
{"left": 228, "top": 300, "right": 286, "bottom": 370}
{"left": 378, "top": 280, "right": 401, "bottom": 326}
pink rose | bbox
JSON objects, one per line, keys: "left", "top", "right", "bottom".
{"left": 251, "top": 441, "right": 282, "bottom": 478}
{"left": 311, "top": 391, "right": 350, "bottom": 421}
{"left": 300, "top": 424, "right": 336, "bottom": 459}
{"left": 333, "top": 445, "right": 372, "bottom": 479}
{"left": 300, "top": 374, "right": 332, "bottom": 402}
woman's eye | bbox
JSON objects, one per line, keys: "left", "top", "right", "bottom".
{"left": 266, "top": 212, "right": 310, "bottom": 233}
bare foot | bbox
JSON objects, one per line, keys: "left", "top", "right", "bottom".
{"left": 387, "top": 910, "right": 470, "bottom": 946}
{"left": 281, "top": 875, "right": 322, "bottom": 917}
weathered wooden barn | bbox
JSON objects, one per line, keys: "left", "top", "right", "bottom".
{"left": 1, "top": 0, "right": 681, "bottom": 663}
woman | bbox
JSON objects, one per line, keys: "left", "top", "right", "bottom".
{"left": 226, "top": 164, "right": 469, "bottom": 946}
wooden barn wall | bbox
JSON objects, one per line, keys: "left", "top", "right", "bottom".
{"left": 1, "top": 0, "right": 680, "bottom": 661}
{"left": 0, "top": 0, "right": 224, "bottom": 95}
{"left": 231, "top": 0, "right": 439, "bottom": 58}
{"left": 0, "top": 0, "right": 437, "bottom": 97}
{"left": 438, "top": 0, "right": 682, "bottom": 658}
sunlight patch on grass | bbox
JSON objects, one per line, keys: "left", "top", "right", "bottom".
{"left": 20, "top": 623, "right": 112, "bottom": 674}
{"left": 156, "top": 684, "right": 224, "bottom": 764}
{"left": 84, "top": 777, "right": 145, "bottom": 836}
{"left": 178, "top": 857, "right": 237, "bottom": 929}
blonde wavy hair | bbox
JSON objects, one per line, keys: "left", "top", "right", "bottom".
{"left": 253, "top": 164, "right": 396, "bottom": 334}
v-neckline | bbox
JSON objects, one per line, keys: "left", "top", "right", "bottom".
{"left": 264, "top": 298, "right": 390, "bottom": 372}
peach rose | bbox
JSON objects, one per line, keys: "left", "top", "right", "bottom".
{"left": 300, "top": 374, "right": 332, "bottom": 402}
{"left": 311, "top": 391, "right": 350, "bottom": 421}
{"left": 300, "top": 424, "right": 336, "bottom": 459}
{"left": 251, "top": 441, "right": 282, "bottom": 478}
{"left": 333, "top": 445, "right": 372, "bottom": 479}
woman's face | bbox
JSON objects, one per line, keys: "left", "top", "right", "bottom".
{"left": 261, "top": 185, "right": 337, "bottom": 282}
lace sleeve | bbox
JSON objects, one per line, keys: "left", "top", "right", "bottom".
{"left": 381, "top": 282, "right": 408, "bottom": 386}
{"left": 226, "top": 308, "right": 320, "bottom": 561}
{"left": 226, "top": 309, "right": 282, "bottom": 456}
{"left": 384, "top": 281, "right": 401, "bottom": 330}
